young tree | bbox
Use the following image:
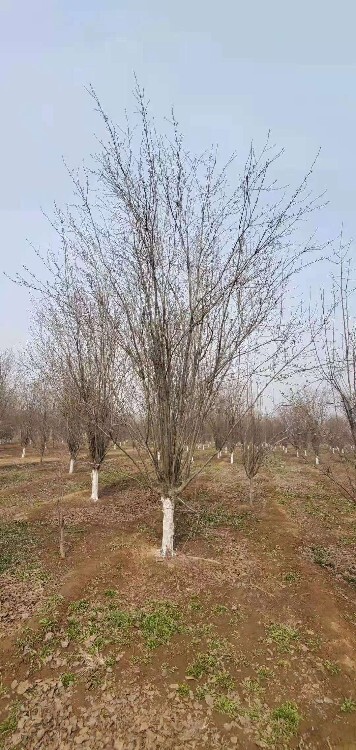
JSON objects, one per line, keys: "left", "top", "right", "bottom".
{"left": 242, "top": 408, "right": 266, "bottom": 504}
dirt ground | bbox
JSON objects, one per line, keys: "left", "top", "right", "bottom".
{"left": 0, "top": 444, "right": 355, "bottom": 749}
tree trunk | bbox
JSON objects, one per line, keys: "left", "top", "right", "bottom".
{"left": 161, "top": 496, "right": 175, "bottom": 557}
{"left": 315, "top": 455, "right": 319, "bottom": 466}
{"left": 69, "top": 458, "right": 75, "bottom": 474}
{"left": 59, "top": 508, "right": 65, "bottom": 559}
{"left": 304, "top": 450, "right": 307, "bottom": 457}
{"left": 249, "top": 476, "right": 254, "bottom": 506}
{"left": 21, "top": 447, "right": 26, "bottom": 459}
{"left": 296, "top": 450, "right": 299, "bottom": 458}
{"left": 218, "top": 450, "right": 221, "bottom": 459}
{"left": 230, "top": 451, "right": 234, "bottom": 464}
{"left": 91, "top": 468, "right": 99, "bottom": 502}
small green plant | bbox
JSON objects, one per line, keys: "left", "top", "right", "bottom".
{"left": 195, "top": 684, "right": 209, "bottom": 700}
{"left": 189, "top": 596, "right": 203, "bottom": 612}
{"left": 242, "top": 677, "right": 263, "bottom": 696}
{"left": 340, "top": 697, "right": 356, "bottom": 713}
{"left": 106, "top": 608, "right": 133, "bottom": 630}
{"left": 271, "top": 701, "right": 301, "bottom": 737}
{"left": 283, "top": 571, "right": 300, "bottom": 583}
{"left": 38, "top": 616, "right": 55, "bottom": 631}
{"left": 0, "top": 709, "right": 17, "bottom": 737}
{"left": 69, "top": 599, "right": 90, "bottom": 613}
{"left": 311, "top": 546, "right": 334, "bottom": 568}
{"left": 214, "top": 695, "right": 239, "bottom": 717}
{"left": 177, "top": 683, "right": 191, "bottom": 698}
{"left": 186, "top": 652, "right": 218, "bottom": 679}
{"left": 66, "top": 618, "right": 82, "bottom": 641}
{"left": 214, "top": 670, "right": 235, "bottom": 691}
{"left": 257, "top": 666, "right": 274, "bottom": 680}
{"left": 213, "top": 604, "right": 229, "bottom": 615}
{"left": 61, "top": 673, "right": 76, "bottom": 688}
{"left": 266, "top": 623, "right": 299, "bottom": 652}
{"left": 104, "top": 589, "right": 117, "bottom": 598}
{"left": 323, "top": 660, "right": 341, "bottom": 675}
{"left": 138, "top": 602, "right": 182, "bottom": 649}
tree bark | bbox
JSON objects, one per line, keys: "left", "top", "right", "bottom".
{"left": 91, "top": 468, "right": 99, "bottom": 502}
{"left": 249, "top": 476, "right": 254, "bottom": 506}
{"left": 161, "top": 496, "right": 175, "bottom": 557}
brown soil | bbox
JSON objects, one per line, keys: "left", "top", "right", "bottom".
{"left": 0, "top": 445, "right": 355, "bottom": 749}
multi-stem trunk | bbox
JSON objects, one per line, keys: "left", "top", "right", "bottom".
{"left": 91, "top": 468, "right": 99, "bottom": 502}
{"left": 161, "top": 496, "right": 175, "bottom": 557}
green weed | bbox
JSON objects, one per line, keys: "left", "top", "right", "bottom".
{"left": 61, "top": 672, "right": 76, "bottom": 688}
{"left": 177, "top": 683, "right": 191, "bottom": 698}
{"left": 323, "top": 660, "right": 341, "bottom": 675}
{"left": 266, "top": 623, "right": 299, "bottom": 652}
{"left": 271, "top": 701, "right": 301, "bottom": 738}
{"left": 214, "top": 695, "right": 239, "bottom": 717}
{"left": 340, "top": 697, "right": 356, "bottom": 713}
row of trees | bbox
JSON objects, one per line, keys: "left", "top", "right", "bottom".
{"left": 2, "top": 87, "right": 356, "bottom": 554}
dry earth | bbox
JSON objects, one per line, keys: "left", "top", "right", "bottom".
{"left": 0, "top": 444, "right": 355, "bottom": 749}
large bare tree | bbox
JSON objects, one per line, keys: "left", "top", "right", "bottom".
{"left": 16, "top": 87, "right": 322, "bottom": 555}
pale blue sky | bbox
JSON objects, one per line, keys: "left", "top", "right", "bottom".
{"left": 1, "top": 0, "right": 355, "bottom": 347}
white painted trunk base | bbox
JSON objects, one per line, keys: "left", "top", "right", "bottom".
{"left": 296, "top": 450, "right": 299, "bottom": 458}
{"left": 21, "top": 447, "right": 26, "bottom": 459}
{"left": 91, "top": 468, "right": 99, "bottom": 502}
{"left": 315, "top": 456, "right": 319, "bottom": 466}
{"left": 69, "top": 458, "right": 75, "bottom": 474}
{"left": 230, "top": 452, "right": 234, "bottom": 464}
{"left": 161, "top": 496, "right": 174, "bottom": 557}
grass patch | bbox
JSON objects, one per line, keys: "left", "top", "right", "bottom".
{"left": 214, "top": 695, "right": 240, "bottom": 717}
{"left": 0, "top": 521, "right": 36, "bottom": 574}
{"left": 311, "top": 545, "right": 335, "bottom": 569}
{"left": 266, "top": 623, "right": 299, "bottom": 652}
{"left": 186, "top": 652, "right": 219, "bottom": 679}
{"left": 176, "top": 683, "right": 191, "bottom": 698}
{"left": 323, "top": 660, "right": 341, "bottom": 675}
{"left": 61, "top": 672, "right": 76, "bottom": 688}
{"left": 271, "top": 701, "right": 301, "bottom": 739}
{"left": 0, "top": 709, "right": 17, "bottom": 739}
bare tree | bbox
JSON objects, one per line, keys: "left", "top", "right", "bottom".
{"left": 0, "top": 350, "right": 15, "bottom": 441}
{"left": 314, "top": 248, "right": 356, "bottom": 500}
{"left": 35, "top": 284, "right": 122, "bottom": 500}
{"left": 242, "top": 407, "right": 267, "bottom": 504}
{"left": 15, "top": 86, "right": 323, "bottom": 555}
{"left": 59, "top": 379, "right": 83, "bottom": 474}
